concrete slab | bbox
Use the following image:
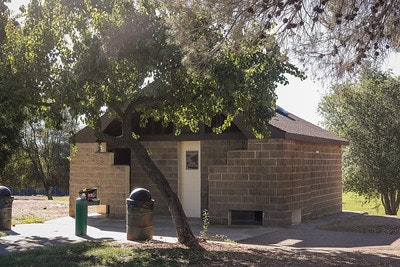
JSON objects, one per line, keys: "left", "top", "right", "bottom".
{"left": 3, "top": 212, "right": 399, "bottom": 256}
{"left": 0, "top": 214, "right": 278, "bottom": 254}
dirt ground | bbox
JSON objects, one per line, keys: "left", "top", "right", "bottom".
{"left": 11, "top": 195, "right": 98, "bottom": 222}
{"left": 11, "top": 195, "right": 69, "bottom": 221}
{"left": 8, "top": 196, "right": 400, "bottom": 266}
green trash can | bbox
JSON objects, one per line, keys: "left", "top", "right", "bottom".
{"left": 126, "top": 188, "right": 154, "bottom": 241}
{"left": 0, "top": 186, "right": 13, "bottom": 230}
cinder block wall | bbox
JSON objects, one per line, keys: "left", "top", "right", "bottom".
{"left": 70, "top": 138, "right": 342, "bottom": 225}
{"left": 129, "top": 141, "right": 179, "bottom": 216}
{"left": 201, "top": 139, "right": 247, "bottom": 212}
{"left": 129, "top": 139, "right": 246, "bottom": 216}
{"left": 306, "top": 143, "right": 343, "bottom": 219}
{"left": 69, "top": 143, "right": 130, "bottom": 218}
{"left": 208, "top": 139, "right": 343, "bottom": 227}
{"left": 70, "top": 140, "right": 246, "bottom": 219}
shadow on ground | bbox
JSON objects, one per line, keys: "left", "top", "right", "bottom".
{"left": 241, "top": 213, "right": 400, "bottom": 249}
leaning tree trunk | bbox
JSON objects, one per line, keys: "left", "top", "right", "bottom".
{"left": 380, "top": 190, "right": 400, "bottom": 215}
{"left": 129, "top": 138, "right": 199, "bottom": 248}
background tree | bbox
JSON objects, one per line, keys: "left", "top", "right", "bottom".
{"left": 1, "top": 0, "right": 75, "bottom": 196}
{"left": 19, "top": 119, "right": 74, "bottom": 199}
{"left": 164, "top": 0, "right": 400, "bottom": 79}
{"left": 0, "top": 147, "right": 33, "bottom": 189}
{"left": 6, "top": 0, "right": 304, "bottom": 247}
{"left": 0, "top": 1, "right": 25, "bottom": 170}
{"left": 1, "top": 0, "right": 61, "bottom": 172}
{"left": 319, "top": 70, "right": 400, "bottom": 215}
{"left": 0, "top": 118, "right": 77, "bottom": 199}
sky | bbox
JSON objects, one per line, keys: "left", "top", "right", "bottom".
{"left": 276, "top": 53, "right": 400, "bottom": 126}
{"left": 6, "top": 1, "right": 400, "bottom": 126}
{"left": 6, "top": 1, "right": 25, "bottom": 13}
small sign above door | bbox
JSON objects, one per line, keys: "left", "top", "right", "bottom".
{"left": 186, "top": 151, "right": 199, "bottom": 170}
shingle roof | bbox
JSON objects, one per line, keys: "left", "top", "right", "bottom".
{"left": 73, "top": 107, "right": 348, "bottom": 145}
{"left": 268, "top": 108, "right": 348, "bottom": 145}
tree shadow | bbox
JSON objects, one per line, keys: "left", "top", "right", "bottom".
{"left": 0, "top": 230, "right": 115, "bottom": 254}
{"left": 240, "top": 213, "right": 400, "bottom": 248}
{"left": 0, "top": 235, "right": 78, "bottom": 254}
{"left": 87, "top": 216, "right": 126, "bottom": 233}
{"left": 318, "top": 213, "right": 400, "bottom": 235}
{"left": 83, "top": 243, "right": 400, "bottom": 266}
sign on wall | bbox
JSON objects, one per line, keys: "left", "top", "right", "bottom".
{"left": 186, "top": 151, "right": 199, "bottom": 170}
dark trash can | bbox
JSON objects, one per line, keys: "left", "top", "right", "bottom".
{"left": 126, "top": 188, "right": 154, "bottom": 241}
{"left": 0, "top": 186, "right": 14, "bottom": 230}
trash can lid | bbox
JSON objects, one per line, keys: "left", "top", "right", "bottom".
{"left": 129, "top": 188, "right": 151, "bottom": 201}
{"left": 0, "top": 186, "right": 11, "bottom": 197}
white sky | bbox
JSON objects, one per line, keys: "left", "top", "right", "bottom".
{"left": 6, "top": 0, "right": 25, "bottom": 13}
{"left": 6, "top": 0, "right": 400, "bottom": 126}
{"left": 277, "top": 53, "right": 400, "bottom": 126}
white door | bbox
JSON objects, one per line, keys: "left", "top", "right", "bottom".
{"left": 179, "top": 141, "right": 201, "bottom": 218}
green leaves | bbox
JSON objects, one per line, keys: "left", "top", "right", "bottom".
{"left": 4, "top": 0, "right": 304, "bottom": 140}
{"left": 320, "top": 70, "right": 400, "bottom": 213}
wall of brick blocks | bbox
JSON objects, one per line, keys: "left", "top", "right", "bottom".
{"left": 69, "top": 143, "right": 130, "bottom": 218}
{"left": 70, "top": 140, "right": 246, "bottom": 219}
{"left": 129, "top": 141, "right": 179, "bottom": 216}
{"left": 70, "top": 138, "right": 343, "bottom": 226}
{"left": 200, "top": 139, "right": 247, "bottom": 212}
{"left": 208, "top": 139, "right": 343, "bottom": 227}
{"left": 128, "top": 139, "right": 246, "bottom": 216}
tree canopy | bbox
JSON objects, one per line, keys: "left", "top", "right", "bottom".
{"left": 4, "top": 0, "right": 304, "bottom": 246}
{"left": 164, "top": 0, "right": 400, "bottom": 79}
{"left": 1, "top": 0, "right": 64, "bottom": 169}
{"left": 0, "top": 2, "right": 24, "bottom": 169}
{"left": 0, "top": 119, "right": 74, "bottom": 198}
{"left": 319, "top": 70, "right": 400, "bottom": 215}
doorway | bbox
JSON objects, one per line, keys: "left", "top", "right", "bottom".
{"left": 179, "top": 141, "right": 201, "bottom": 218}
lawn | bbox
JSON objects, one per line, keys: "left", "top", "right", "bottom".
{"left": 0, "top": 242, "right": 196, "bottom": 267}
{"left": 0, "top": 240, "right": 398, "bottom": 266}
{"left": 342, "top": 192, "right": 385, "bottom": 215}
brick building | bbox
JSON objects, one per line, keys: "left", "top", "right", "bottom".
{"left": 69, "top": 108, "right": 348, "bottom": 226}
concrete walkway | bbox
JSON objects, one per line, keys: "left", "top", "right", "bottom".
{"left": 0, "top": 214, "right": 277, "bottom": 254}
{"left": 1, "top": 212, "right": 400, "bottom": 257}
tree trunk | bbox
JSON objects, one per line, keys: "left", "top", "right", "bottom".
{"left": 380, "top": 190, "right": 400, "bottom": 215}
{"left": 44, "top": 183, "right": 53, "bottom": 200}
{"left": 129, "top": 138, "right": 199, "bottom": 248}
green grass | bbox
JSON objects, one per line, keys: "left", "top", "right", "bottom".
{"left": 53, "top": 196, "right": 69, "bottom": 202}
{"left": 12, "top": 215, "right": 44, "bottom": 225}
{"left": 0, "top": 241, "right": 222, "bottom": 267}
{"left": 342, "top": 192, "right": 385, "bottom": 215}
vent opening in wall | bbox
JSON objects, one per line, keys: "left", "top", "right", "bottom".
{"left": 291, "top": 209, "right": 302, "bottom": 225}
{"left": 230, "top": 210, "right": 263, "bottom": 226}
